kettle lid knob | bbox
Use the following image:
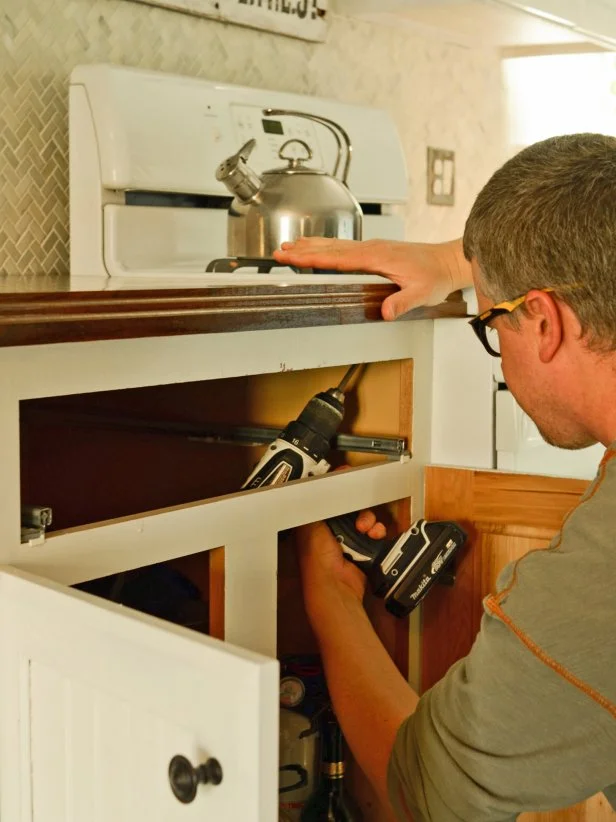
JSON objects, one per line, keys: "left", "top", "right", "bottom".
{"left": 278, "top": 139, "right": 313, "bottom": 170}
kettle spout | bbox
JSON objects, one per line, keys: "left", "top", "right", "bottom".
{"left": 216, "top": 138, "right": 262, "bottom": 202}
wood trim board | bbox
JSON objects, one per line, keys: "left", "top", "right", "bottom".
{"left": 0, "top": 285, "right": 466, "bottom": 346}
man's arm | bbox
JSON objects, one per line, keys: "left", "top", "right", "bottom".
{"left": 296, "top": 519, "right": 418, "bottom": 812}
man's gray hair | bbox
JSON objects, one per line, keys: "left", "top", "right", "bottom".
{"left": 463, "top": 133, "right": 616, "bottom": 350}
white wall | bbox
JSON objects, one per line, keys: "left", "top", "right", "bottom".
{"left": 503, "top": 52, "right": 616, "bottom": 153}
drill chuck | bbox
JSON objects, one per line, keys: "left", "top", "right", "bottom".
{"left": 295, "top": 388, "right": 345, "bottom": 449}
{"left": 241, "top": 386, "right": 346, "bottom": 490}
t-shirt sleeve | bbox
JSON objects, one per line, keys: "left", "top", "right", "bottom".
{"left": 387, "top": 599, "right": 614, "bottom": 822}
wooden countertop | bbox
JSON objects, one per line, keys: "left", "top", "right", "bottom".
{"left": 0, "top": 274, "right": 468, "bottom": 347}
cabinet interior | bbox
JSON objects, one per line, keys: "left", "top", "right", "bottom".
{"left": 21, "top": 361, "right": 410, "bottom": 527}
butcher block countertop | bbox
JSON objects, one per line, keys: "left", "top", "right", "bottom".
{"left": 0, "top": 274, "right": 467, "bottom": 347}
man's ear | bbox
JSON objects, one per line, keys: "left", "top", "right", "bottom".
{"left": 524, "top": 290, "right": 563, "bottom": 363}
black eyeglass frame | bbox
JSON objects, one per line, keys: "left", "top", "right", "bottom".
{"left": 468, "top": 287, "right": 558, "bottom": 358}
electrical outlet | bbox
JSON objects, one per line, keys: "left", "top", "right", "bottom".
{"left": 427, "top": 147, "right": 455, "bottom": 206}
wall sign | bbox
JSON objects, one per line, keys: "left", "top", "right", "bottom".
{"left": 130, "top": 0, "right": 329, "bottom": 42}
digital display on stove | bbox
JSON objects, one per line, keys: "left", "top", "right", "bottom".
{"left": 262, "top": 119, "right": 284, "bottom": 135}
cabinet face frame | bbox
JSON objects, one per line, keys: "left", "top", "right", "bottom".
{"left": 2, "top": 320, "right": 434, "bottom": 657}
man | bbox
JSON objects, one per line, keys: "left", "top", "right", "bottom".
{"left": 274, "top": 133, "right": 616, "bottom": 821}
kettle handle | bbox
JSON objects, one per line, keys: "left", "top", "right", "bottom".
{"left": 263, "top": 109, "right": 353, "bottom": 185}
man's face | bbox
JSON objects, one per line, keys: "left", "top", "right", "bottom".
{"left": 471, "top": 260, "right": 595, "bottom": 451}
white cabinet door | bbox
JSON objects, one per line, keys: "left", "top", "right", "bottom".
{"left": 0, "top": 567, "right": 278, "bottom": 822}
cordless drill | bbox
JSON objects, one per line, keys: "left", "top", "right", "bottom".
{"left": 241, "top": 365, "right": 466, "bottom": 617}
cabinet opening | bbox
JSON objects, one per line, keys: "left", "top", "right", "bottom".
{"left": 19, "top": 361, "right": 412, "bottom": 536}
{"left": 276, "top": 497, "right": 411, "bottom": 822}
{"left": 277, "top": 499, "right": 411, "bottom": 670}
{"left": 70, "top": 547, "right": 223, "bottom": 639}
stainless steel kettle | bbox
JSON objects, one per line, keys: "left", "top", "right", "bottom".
{"left": 215, "top": 109, "right": 363, "bottom": 259}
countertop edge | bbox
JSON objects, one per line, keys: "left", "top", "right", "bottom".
{"left": 0, "top": 283, "right": 468, "bottom": 347}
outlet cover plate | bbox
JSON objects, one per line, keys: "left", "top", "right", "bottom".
{"left": 427, "top": 147, "right": 455, "bottom": 206}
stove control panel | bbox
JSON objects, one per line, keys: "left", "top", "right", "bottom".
{"left": 230, "top": 104, "right": 325, "bottom": 172}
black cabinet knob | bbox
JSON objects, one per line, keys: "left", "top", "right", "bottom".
{"left": 168, "top": 754, "right": 223, "bottom": 803}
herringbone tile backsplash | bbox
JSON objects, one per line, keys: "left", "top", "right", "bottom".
{"left": 0, "top": 0, "right": 505, "bottom": 275}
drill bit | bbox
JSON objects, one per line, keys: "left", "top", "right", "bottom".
{"left": 337, "top": 364, "right": 361, "bottom": 393}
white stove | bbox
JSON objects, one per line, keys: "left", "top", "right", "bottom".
{"left": 69, "top": 64, "right": 408, "bottom": 290}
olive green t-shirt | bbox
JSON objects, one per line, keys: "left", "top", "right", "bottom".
{"left": 388, "top": 446, "right": 616, "bottom": 821}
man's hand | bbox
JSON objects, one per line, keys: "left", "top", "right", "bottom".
{"left": 273, "top": 237, "right": 470, "bottom": 320}
{"left": 296, "top": 511, "right": 386, "bottom": 616}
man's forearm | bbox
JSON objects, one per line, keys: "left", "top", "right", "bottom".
{"left": 440, "top": 238, "right": 473, "bottom": 293}
{"left": 307, "top": 584, "right": 419, "bottom": 811}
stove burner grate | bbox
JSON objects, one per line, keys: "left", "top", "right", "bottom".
{"left": 205, "top": 257, "right": 308, "bottom": 274}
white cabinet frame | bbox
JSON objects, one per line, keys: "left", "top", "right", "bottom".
{"left": 0, "top": 320, "right": 434, "bottom": 656}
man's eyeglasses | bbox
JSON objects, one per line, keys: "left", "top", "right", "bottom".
{"left": 468, "top": 287, "right": 558, "bottom": 358}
